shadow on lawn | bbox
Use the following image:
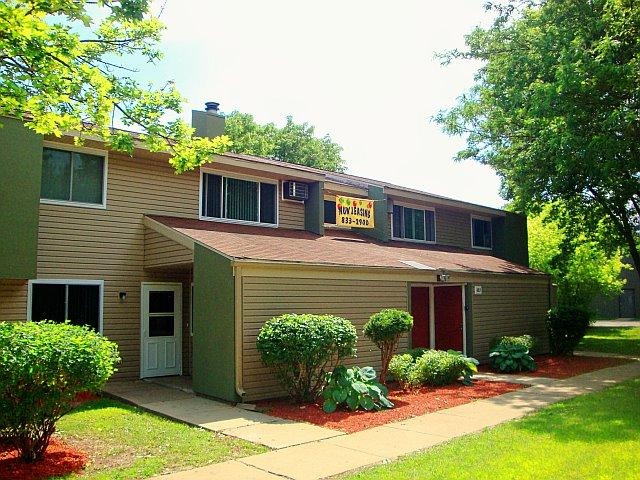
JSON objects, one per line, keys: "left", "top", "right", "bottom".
{"left": 514, "top": 378, "right": 640, "bottom": 443}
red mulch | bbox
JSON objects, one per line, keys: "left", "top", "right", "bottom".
{"left": 0, "top": 439, "right": 87, "bottom": 480}
{"left": 256, "top": 380, "right": 524, "bottom": 433}
{"left": 479, "top": 354, "right": 631, "bottom": 379}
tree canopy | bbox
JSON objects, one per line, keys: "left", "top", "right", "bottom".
{"left": 528, "top": 204, "right": 626, "bottom": 307}
{"left": 225, "top": 111, "right": 345, "bottom": 172}
{"left": 436, "top": 0, "right": 640, "bottom": 278}
{"left": 0, "top": 0, "right": 230, "bottom": 173}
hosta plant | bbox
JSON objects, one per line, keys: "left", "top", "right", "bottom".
{"left": 489, "top": 344, "right": 537, "bottom": 373}
{"left": 322, "top": 365, "right": 394, "bottom": 413}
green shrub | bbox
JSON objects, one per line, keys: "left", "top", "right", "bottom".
{"left": 490, "top": 334, "right": 536, "bottom": 351}
{"left": 410, "top": 350, "right": 479, "bottom": 386}
{"left": 0, "top": 321, "right": 120, "bottom": 462}
{"left": 388, "top": 353, "right": 414, "bottom": 389}
{"left": 489, "top": 344, "right": 537, "bottom": 373}
{"left": 406, "top": 347, "right": 429, "bottom": 361}
{"left": 546, "top": 305, "right": 592, "bottom": 355}
{"left": 256, "top": 314, "right": 357, "bottom": 403}
{"left": 321, "top": 365, "right": 393, "bottom": 413}
{"left": 389, "top": 349, "right": 479, "bottom": 388}
{"left": 363, "top": 309, "right": 413, "bottom": 383}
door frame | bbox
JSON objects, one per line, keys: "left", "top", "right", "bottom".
{"left": 140, "top": 282, "right": 183, "bottom": 378}
{"left": 410, "top": 283, "right": 467, "bottom": 354}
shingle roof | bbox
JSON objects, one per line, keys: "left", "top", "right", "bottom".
{"left": 147, "top": 215, "right": 539, "bottom": 275}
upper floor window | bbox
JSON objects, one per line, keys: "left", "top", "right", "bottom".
{"left": 472, "top": 216, "right": 492, "bottom": 249}
{"left": 29, "top": 280, "right": 102, "bottom": 332}
{"left": 392, "top": 205, "right": 435, "bottom": 242}
{"left": 201, "top": 173, "right": 277, "bottom": 225}
{"left": 41, "top": 147, "right": 106, "bottom": 207}
{"left": 324, "top": 200, "right": 337, "bottom": 224}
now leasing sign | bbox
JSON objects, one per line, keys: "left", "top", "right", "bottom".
{"left": 335, "top": 196, "right": 375, "bottom": 228}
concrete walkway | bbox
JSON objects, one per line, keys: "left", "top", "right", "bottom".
{"left": 593, "top": 319, "right": 639, "bottom": 327}
{"left": 104, "top": 360, "right": 640, "bottom": 480}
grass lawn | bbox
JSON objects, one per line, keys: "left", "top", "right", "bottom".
{"left": 54, "top": 398, "right": 267, "bottom": 479}
{"left": 577, "top": 327, "right": 640, "bottom": 356}
{"left": 342, "top": 377, "right": 640, "bottom": 480}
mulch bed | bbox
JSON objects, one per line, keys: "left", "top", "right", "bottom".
{"left": 256, "top": 380, "right": 524, "bottom": 433}
{"left": 0, "top": 439, "right": 86, "bottom": 480}
{"left": 478, "top": 354, "right": 632, "bottom": 379}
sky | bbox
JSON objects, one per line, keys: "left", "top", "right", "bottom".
{"left": 143, "top": 1, "right": 503, "bottom": 208}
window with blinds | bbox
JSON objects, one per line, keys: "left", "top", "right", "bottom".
{"left": 201, "top": 173, "right": 277, "bottom": 225}
{"left": 392, "top": 204, "right": 436, "bottom": 242}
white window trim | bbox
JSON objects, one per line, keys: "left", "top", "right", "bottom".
{"left": 391, "top": 202, "right": 437, "bottom": 244}
{"left": 41, "top": 142, "right": 108, "bottom": 210}
{"left": 27, "top": 279, "right": 105, "bottom": 333}
{"left": 471, "top": 214, "right": 493, "bottom": 250}
{"left": 198, "top": 170, "right": 279, "bottom": 228}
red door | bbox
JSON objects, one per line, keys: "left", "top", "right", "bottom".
{"left": 434, "top": 286, "right": 463, "bottom": 351}
{"left": 410, "top": 287, "right": 430, "bottom": 348}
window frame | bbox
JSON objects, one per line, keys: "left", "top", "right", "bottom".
{"left": 40, "top": 142, "right": 108, "bottom": 209}
{"left": 391, "top": 203, "right": 436, "bottom": 244}
{"left": 471, "top": 215, "right": 493, "bottom": 250}
{"left": 199, "top": 170, "right": 279, "bottom": 227}
{"left": 27, "top": 279, "right": 104, "bottom": 333}
{"left": 323, "top": 198, "right": 337, "bottom": 225}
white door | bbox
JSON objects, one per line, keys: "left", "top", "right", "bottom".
{"left": 141, "top": 283, "right": 182, "bottom": 377}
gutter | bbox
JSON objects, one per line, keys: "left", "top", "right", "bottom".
{"left": 233, "top": 264, "right": 246, "bottom": 400}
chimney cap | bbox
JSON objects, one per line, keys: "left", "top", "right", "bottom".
{"left": 205, "top": 101, "right": 220, "bottom": 113}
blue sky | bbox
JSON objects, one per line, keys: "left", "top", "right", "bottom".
{"left": 141, "top": 1, "right": 502, "bottom": 208}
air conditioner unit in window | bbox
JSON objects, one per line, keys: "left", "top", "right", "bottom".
{"left": 282, "top": 181, "right": 309, "bottom": 201}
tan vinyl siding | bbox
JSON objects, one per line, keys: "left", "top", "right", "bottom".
{"left": 279, "top": 200, "right": 305, "bottom": 230}
{"left": 436, "top": 207, "right": 472, "bottom": 249}
{"left": 144, "top": 228, "right": 193, "bottom": 269}
{"left": 0, "top": 279, "right": 27, "bottom": 320}
{"left": 37, "top": 151, "right": 199, "bottom": 378}
{"left": 241, "top": 276, "right": 408, "bottom": 401}
{"left": 471, "top": 278, "right": 550, "bottom": 361}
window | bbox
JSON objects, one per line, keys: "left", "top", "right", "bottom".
{"left": 472, "top": 216, "right": 492, "bottom": 249}
{"left": 324, "top": 200, "right": 336, "bottom": 224}
{"left": 201, "top": 173, "right": 277, "bottom": 225}
{"left": 41, "top": 147, "right": 106, "bottom": 206}
{"left": 29, "top": 280, "right": 102, "bottom": 331}
{"left": 392, "top": 205, "right": 435, "bottom": 242}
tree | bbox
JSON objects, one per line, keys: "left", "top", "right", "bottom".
{"left": 363, "top": 309, "right": 413, "bottom": 384}
{"left": 528, "top": 204, "right": 626, "bottom": 307}
{"left": 225, "top": 111, "right": 346, "bottom": 172}
{"left": 436, "top": 0, "right": 640, "bottom": 279}
{"left": 0, "top": 0, "right": 230, "bottom": 173}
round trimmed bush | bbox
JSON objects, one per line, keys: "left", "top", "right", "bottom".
{"left": 546, "top": 305, "right": 591, "bottom": 355}
{"left": 363, "top": 309, "right": 413, "bottom": 383}
{"left": 409, "top": 350, "right": 475, "bottom": 386}
{"left": 0, "top": 321, "right": 120, "bottom": 462}
{"left": 256, "top": 314, "right": 357, "bottom": 403}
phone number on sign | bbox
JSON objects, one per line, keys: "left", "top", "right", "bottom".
{"left": 340, "top": 217, "right": 370, "bottom": 226}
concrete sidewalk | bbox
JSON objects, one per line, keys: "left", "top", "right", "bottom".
{"left": 106, "top": 361, "right": 640, "bottom": 480}
{"left": 593, "top": 319, "right": 639, "bottom": 327}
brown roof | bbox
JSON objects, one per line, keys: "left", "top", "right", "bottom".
{"left": 147, "top": 215, "right": 539, "bottom": 275}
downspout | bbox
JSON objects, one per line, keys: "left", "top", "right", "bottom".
{"left": 233, "top": 264, "right": 246, "bottom": 399}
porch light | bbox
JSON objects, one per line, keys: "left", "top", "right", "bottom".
{"left": 119, "top": 291, "right": 127, "bottom": 301}
{"left": 437, "top": 273, "right": 450, "bottom": 282}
